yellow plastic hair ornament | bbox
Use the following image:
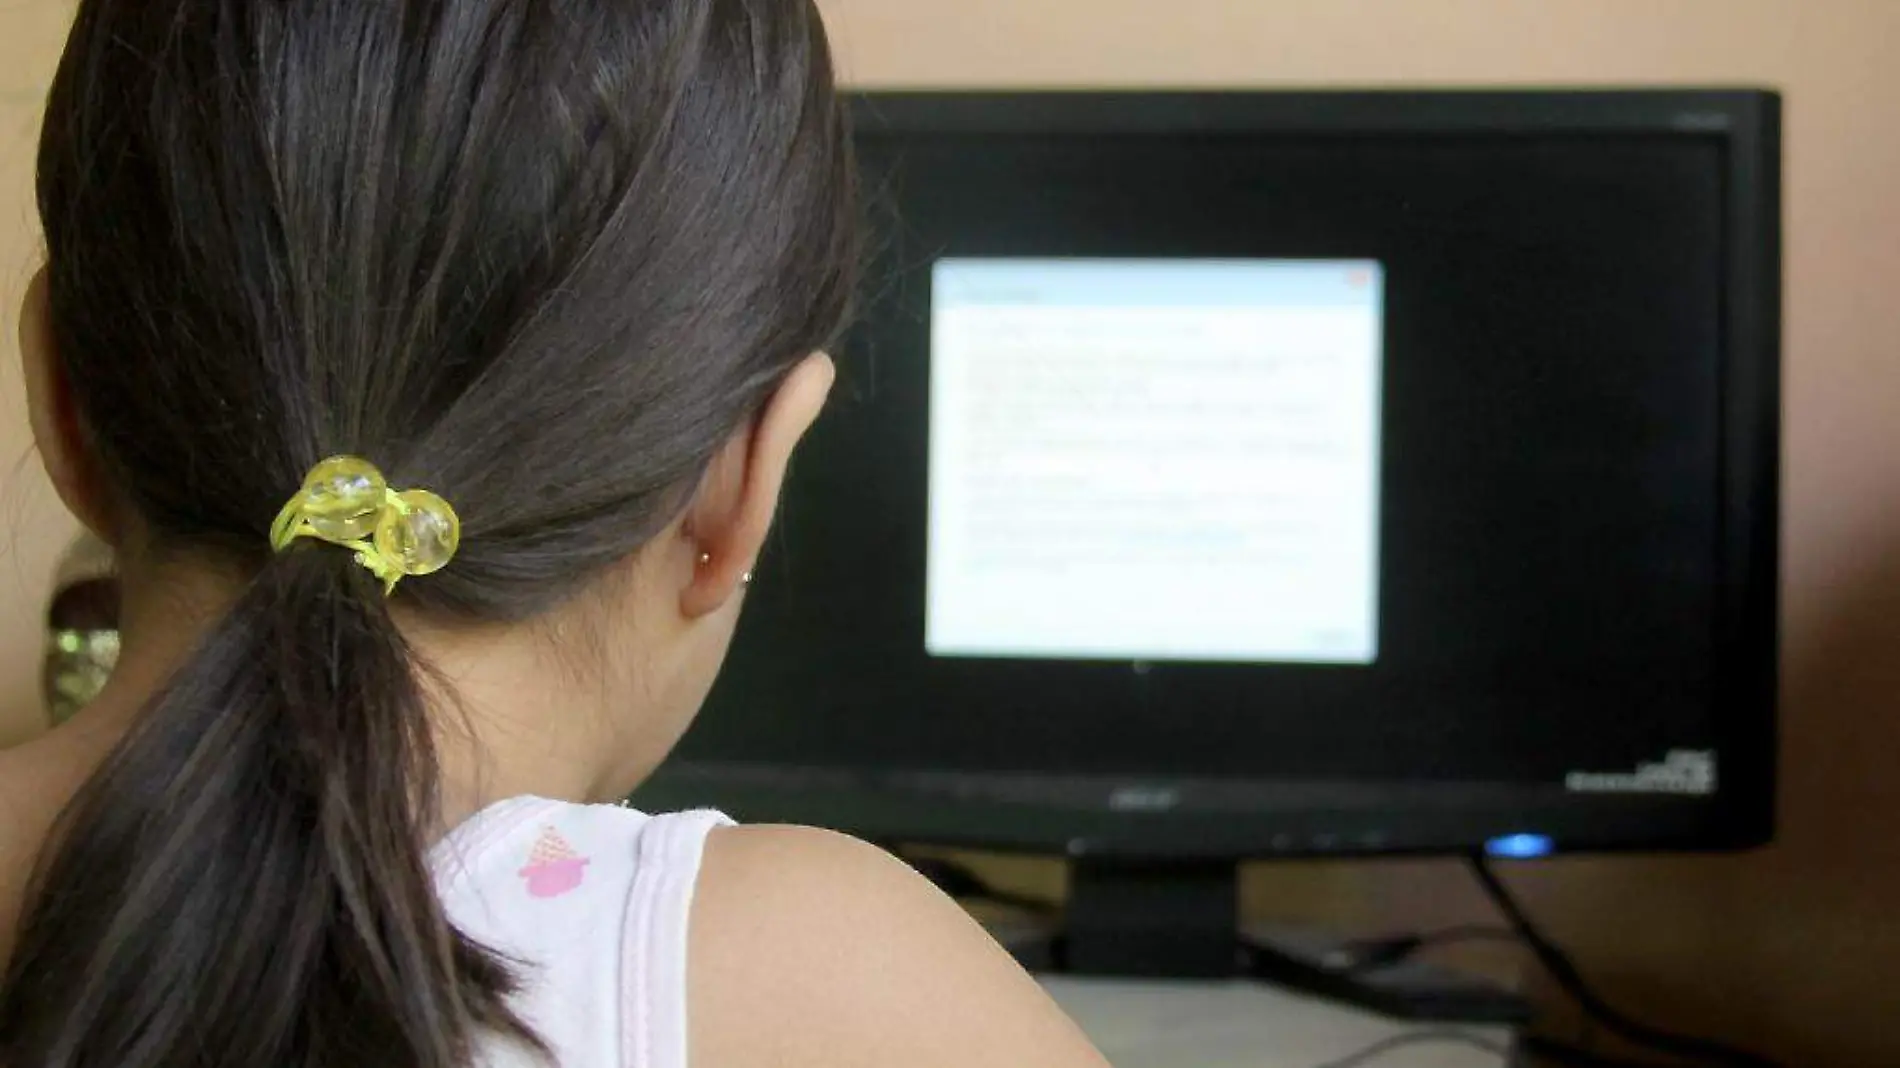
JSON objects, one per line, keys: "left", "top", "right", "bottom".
{"left": 269, "top": 456, "right": 460, "bottom": 595}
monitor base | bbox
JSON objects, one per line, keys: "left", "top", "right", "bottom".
{"left": 1241, "top": 926, "right": 1532, "bottom": 1025}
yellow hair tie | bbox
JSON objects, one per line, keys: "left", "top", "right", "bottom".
{"left": 269, "top": 456, "right": 460, "bottom": 595}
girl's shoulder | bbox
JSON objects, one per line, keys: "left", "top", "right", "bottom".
{"left": 686, "top": 824, "right": 1114, "bottom": 1068}
{"left": 0, "top": 713, "right": 127, "bottom": 974}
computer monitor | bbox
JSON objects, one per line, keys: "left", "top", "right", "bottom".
{"left": 634, "top": 90, "right": 1780, "bottom": 968}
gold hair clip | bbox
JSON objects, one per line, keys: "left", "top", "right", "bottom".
{"left": 269, "top": 456, "right": 460, "bottom": 595}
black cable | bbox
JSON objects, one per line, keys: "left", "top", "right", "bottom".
{"left": 1410, "top": 924, "right": 1523, "bottom": 951}
{"left": 1308, "top": 1029, "right": 1511, "bottom": 1068}
{"left": 1468, "top": 857, "right": 1784, "bottom": 1068}
{"left": 1337, "top": 924, "right": 1520, "bottom": 973}
{"left": 1524, "top": 1035, "right": 1714, "bottom": 1068}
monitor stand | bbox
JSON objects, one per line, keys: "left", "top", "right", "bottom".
{"left": 1063, "top": 858, "right": 1238, "bottom": 976}
{"left": 1011, "top": 858, "right": 1531, "bottom": 1025}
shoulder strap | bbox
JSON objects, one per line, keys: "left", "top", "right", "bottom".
{"left": 621, "top": 809, "right": 732, "bottom": 1068}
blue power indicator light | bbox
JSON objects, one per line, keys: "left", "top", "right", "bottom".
{"left": 1485, "top": 833, "right": 1555, "bottom": 860}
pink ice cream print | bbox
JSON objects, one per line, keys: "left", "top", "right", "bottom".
{"left": 518, "top": 826, "right": 590, "bottom": 899}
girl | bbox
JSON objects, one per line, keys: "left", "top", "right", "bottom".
{"left": 0, "top": 2, "right": 1110, "bottom": 1066}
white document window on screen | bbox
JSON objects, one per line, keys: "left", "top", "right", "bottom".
{"left": 924, "top": 258, "right": 1385, "bottom": 666}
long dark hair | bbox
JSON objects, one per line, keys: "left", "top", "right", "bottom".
{"left": 0, "top": 1, "right": 855, "bottom": 1065}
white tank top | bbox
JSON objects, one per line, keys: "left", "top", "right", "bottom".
{"left": 431, "top": 796, "right": 731, "bottom": 1068}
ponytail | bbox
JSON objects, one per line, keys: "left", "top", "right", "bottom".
{"left": 0, "top": 550, "right": 537, "bottom": 1066}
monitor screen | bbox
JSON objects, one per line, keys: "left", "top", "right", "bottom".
{"left": 926, "top": 259, "right": 1383, "bottom": 666}
{"left": 636, "top": 92, "right": 1779, "bottom": 856}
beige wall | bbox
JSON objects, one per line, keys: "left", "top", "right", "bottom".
{"left": 3, "top": 1, "right": 1897, "bottom": 1063}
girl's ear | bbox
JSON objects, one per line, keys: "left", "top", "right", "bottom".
{"left": 679, "top": 353, "right": 835, "bottom": 617}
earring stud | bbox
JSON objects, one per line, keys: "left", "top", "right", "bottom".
{"left": 698, "top": 551, "right": 753, "bottom": 588}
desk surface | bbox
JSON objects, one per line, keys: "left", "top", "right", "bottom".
{"left": 1040, "top": 977, "right": 1515, "bottom": 1068}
